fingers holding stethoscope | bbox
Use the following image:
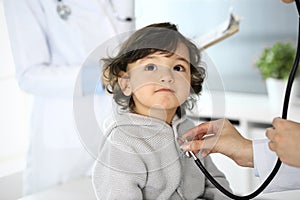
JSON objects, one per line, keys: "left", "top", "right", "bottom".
{"left": 180, "top": 119, "right": 255, "bottom": 167}
{"left": 180, "top": 119, "right": 229, "bottom": 157}
{"left": 180, "top": 121, "right": 212, "bottom": 157}
{"left": 266, "top": 127, "right": 277, "bottom": 152}
{"left": 266, "top": 117, "right": 294, "bottom": 159}
{"left": 266, "top": 117, "right": 284, "bottom": 152}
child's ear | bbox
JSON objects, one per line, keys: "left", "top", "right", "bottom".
{"left": 118, "top": 71, "right": 132, "bottom": 96}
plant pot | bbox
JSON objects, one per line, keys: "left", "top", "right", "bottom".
{"left": 266, "top": 78, "right": 299, "bottom": 113}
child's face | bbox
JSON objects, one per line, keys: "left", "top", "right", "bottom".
{"left": 120, "top": 42, "right": 191, "bottom": 118}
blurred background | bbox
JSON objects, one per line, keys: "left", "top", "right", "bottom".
{"left": 135, "top": 0, "right": 298, "bottom": 93}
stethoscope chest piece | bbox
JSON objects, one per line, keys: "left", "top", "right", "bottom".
{"left": 57, "top": 1, "right": 71, "bottom": 20}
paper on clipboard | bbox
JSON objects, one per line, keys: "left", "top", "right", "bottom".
{"left": 195, "top": 13, "right": 240, "bottom": 50}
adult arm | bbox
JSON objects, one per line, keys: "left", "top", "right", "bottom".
{"left": 180, "top": 119, "right": 300, "bottom": 192}
{"left": 180, "top": 119, "right": 254, "bottom": 167}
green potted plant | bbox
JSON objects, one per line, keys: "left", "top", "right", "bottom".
{"left": 255, "top": 41, "right": 299, "bottom": 112}
{"left": 256, "top": 41, "right": 296, "bottom": 80}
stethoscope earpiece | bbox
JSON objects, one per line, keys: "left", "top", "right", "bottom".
{"left": 56, "top": 0, "right": 71, "bottom": 20}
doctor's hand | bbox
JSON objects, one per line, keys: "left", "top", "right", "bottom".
{"left": 180, "top": 119, "right": 254, "bottom": 167}
{"left": 266, "top": 117, "right": 300, "bottom": 168}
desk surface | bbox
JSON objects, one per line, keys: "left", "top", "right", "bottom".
{"left": 19, "top": 177, "right": 96, "bottom": 200}
{"left": 256, "top": 190, "right": 300, "bottom": 200}
{"left": 19, "top": 177, "right": 300, "bottom": 200}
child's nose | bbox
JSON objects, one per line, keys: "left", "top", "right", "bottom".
{"left": 160, "top": 68, "right": 174, "bottom": 83}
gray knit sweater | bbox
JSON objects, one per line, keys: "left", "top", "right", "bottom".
{"left": 92, "top": 110, "right": 232, "bottom": 200}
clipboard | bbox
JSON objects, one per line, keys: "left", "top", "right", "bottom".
{"left": 195, "top": 13, "right": 240, "bottom": 50}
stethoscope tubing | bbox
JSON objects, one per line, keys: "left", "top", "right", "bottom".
{"left": 192, "top": 1, "right": 300, "bottom": 199}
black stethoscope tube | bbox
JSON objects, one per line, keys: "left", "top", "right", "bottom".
{"left": 192, "top": 1, "right": 300, "bottom": 199}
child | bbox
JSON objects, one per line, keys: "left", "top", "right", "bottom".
{"left": 92, "top": 22, "right": 231, "bottom": 199}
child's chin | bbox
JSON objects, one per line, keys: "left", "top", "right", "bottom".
{"left": 151, "top": 104, "right": 179, "bottom": 111}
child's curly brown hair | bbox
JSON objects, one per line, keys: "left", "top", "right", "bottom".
{"left": 102, "top": 22, "right": 205, "bottom": 116}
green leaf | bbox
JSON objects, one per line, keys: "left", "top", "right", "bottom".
{"left": 255, "top": 42, "right": 298, "bottom": 80}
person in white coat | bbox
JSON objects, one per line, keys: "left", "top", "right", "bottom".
{"left": 3, "top": 0, "right": 135, "bottom": 195}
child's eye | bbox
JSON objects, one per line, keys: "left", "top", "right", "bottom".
{"left": 145, "top": 64, "right": 157, "bottom": 71}
{"left": 173, "top": 65, "right": 185, "bottom": 72}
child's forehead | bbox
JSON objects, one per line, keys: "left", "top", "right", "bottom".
{"left": 139, "top": 43, "right": 190, "bottom": 63}
{"left": 142, "top": 52, "right": 189, "bottom": 63}
{"left": 175, "top": 42, "right": 190, "bottom": 61}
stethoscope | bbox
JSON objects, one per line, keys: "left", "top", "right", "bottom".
{"left": 56, "top": 0, "right": 134, "bottom": 21}
{"left": 187, "top": 1, "right": 300, "bottom": 199}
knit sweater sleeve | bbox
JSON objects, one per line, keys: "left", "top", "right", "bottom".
{"left": 202, "top": 156, "right": 232, "bottom": 200}
{"left": 92, "top": 129, "right": 147, "bottom": 200}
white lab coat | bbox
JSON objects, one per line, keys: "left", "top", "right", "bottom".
{"left": 253, "top": 139, "right": 300, "bottom": 193}
{"left": 3, "top": 0, "right": 134, "bottom": 195}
